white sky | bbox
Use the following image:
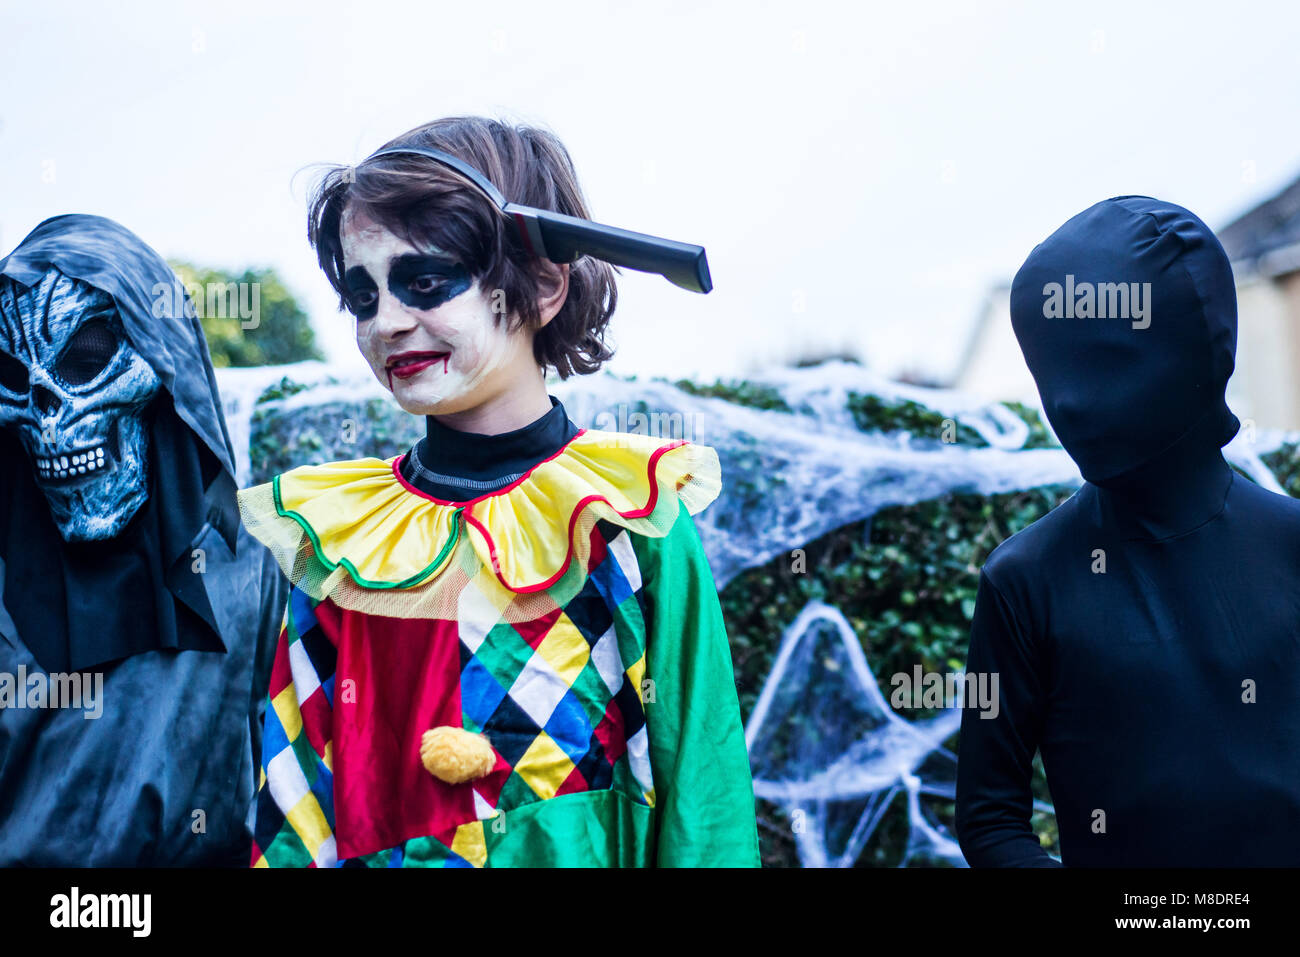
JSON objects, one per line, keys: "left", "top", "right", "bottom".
{"left": 3, "top": 0, "right": 1299, "bottom": 384}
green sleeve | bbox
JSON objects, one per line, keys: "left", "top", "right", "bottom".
{"left": 632, "top": 500, "right": 761, "bottom": 867}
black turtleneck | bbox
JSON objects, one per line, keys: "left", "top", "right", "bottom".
{"left": 397, "top": 395, "right": 579, "bottom": 502}
{"left": 956, "top": 196, "right": 1300, "bottom": 867}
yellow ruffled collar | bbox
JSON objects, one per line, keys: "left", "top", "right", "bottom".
{"left": 241, "top": 428, "right": 720, "bottom": 594}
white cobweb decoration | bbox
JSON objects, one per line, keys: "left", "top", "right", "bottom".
{"left": 744, "top": 600, "right": 1052, "bottom": 867}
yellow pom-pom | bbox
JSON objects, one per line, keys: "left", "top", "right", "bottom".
{"left": 419, "top": 726, "right": 495, "bottom": 784}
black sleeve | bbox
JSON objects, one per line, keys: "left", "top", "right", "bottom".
{"left": 955, "top": 569, "right": 1061, "bottom": 867}
{"left": 248, "top": 543, "right": 290, "bottom": 778}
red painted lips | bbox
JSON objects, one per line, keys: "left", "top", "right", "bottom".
{"left": 386, "top": 351, "right": 451, "bottom": 384}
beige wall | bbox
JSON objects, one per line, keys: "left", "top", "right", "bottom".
{"left": 1233, "top": 273, "right": 1300, "bottom": 430}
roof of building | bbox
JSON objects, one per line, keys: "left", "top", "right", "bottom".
{"left": 1219, "top": 173, "right": 1300, "bottom": 277}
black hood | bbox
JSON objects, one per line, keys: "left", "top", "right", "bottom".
{"left": 0, "top": 213, "right": 237, "bottom": 476}
{"left": 1009, "top": 196, "right": 1239, "bottom": 485}
{"left": 0, "top": 214, "right": 239, "bottom": 673}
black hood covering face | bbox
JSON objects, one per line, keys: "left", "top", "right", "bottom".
{"left": 0, "top": 214, "right": 240, "bottom": 673}
{"left": 959, "top": 197, "right": 1300, "bottom": 868}
{"left": 1009, "top": 195, "right": 1239, "bottom": 485}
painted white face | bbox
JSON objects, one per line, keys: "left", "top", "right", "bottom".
{"left": 339, "top": 208, "right": 536, "bottom": 416}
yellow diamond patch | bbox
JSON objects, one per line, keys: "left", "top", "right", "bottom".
{"left": 513, "top": 731, "right": 577, "bottom": 801}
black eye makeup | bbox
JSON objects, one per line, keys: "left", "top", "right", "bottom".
{"left": 343, "top": 266, "right": 379, "bottom": 320}
{"left": 388, "top": 254, "right": 472, "bottom": 311}
{"left": 343, "top": 255, "right": 473, "bottom": 321}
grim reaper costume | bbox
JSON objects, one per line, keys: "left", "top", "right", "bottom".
{"left": 956, "top": 196, "right": 1300, "bottom": 866}
{"left": 0, "top": 214, "right": 287, "bottom": 866}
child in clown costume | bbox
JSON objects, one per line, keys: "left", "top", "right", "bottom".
{"left": 237, "top": 116, "right": 760, "bottom": 867}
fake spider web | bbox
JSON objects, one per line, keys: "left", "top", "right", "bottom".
{"left": 745, "top": 600, "right": 1052, "bottom": 867}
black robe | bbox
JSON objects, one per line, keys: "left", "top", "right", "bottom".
{"left": 0, "top": 215, "right": 287, "bottom": 865}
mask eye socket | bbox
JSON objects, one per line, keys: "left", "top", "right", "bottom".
{"left": 0, "top": 350, "right": 28, "bottom": 393}
{"left": 56, "top": 319, "right": 119, "bottom": 386}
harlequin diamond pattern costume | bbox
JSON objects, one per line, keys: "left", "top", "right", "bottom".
{"left": 237, "top": 429, "right": 760, "bottom": 867}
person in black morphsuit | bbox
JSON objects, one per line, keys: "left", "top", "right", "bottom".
{"left": 955, "top": 196, "right": 1300, "bottom": 867}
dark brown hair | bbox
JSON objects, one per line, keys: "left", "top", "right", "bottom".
{"left": 307, "top": 116, "right": 617, "bottom": 377}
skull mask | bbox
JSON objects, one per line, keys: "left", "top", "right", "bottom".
{"left": 0, "top": 268, "right": 161, "bottom": 541}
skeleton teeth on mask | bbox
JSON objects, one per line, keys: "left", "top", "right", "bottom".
{"left": 35, "top": 444, "right": 110, "bottom": 481}
{"left": 0, "top": 269, "right": 161, "bottom": 542}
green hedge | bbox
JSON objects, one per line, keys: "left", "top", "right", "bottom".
{"left": 1262, "top": 441, "right": 1300, "bottom": 495}
{"left": 723, "top": 483, "right": 1074, "bottom": 866}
